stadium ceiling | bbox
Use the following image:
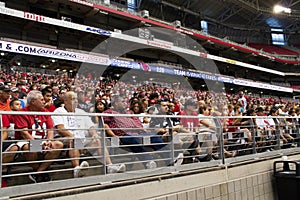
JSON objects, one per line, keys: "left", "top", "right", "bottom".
{"left": 139, "top": 0, "right": 300, "bottom": 38}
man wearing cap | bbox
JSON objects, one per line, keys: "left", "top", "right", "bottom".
{"left": 0, "top": 85, "right": 11, "bottom": 111}
{"left": 178, "top": 99, "right": 200, "bottom": 133}
{"left": 177, "top": 99, "right": 201, "bottom": 157}
{"left": 10, "top": 87, "right": 26, "bottom": 108}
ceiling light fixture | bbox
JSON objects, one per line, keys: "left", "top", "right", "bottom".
{"left": 273, "top": 5, "right": 291, "bottom": 14}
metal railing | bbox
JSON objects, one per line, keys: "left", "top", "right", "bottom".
{"left": 1, "top": 111, "right": 300, "bottom": 198}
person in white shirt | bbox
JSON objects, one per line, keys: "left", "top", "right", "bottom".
{"left": 52, "top": 91, "right": 125, "bottom": 177}
{"left": 238, "top": 91, "right": 247, "bottom": 110}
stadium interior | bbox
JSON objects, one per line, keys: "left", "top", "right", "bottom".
{"left": 1, "top": 0, "right": 300, "bottom": 199}
{"left": 0, "top": 0, "right": 300, "bottom": 97}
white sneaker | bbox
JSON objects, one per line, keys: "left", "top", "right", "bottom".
{"left": 107, "top": 164, "right": 126, "bottom": 174}
{"left": 74, "top": 161, "right": 89, "bottom": 178}
{"left": 174, "top": 153, "right": 184, "bottom": 167}
{"left": 146, "top": 161, "right": 157, "bottom": 169}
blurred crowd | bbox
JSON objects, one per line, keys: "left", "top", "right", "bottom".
{"left": 0, "top": 69, "right": 298, "bottom": 116}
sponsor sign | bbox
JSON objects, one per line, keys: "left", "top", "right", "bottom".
{"left": 0, "top": 40, "right": 292, "bottom": 93}
{"left": 110, "top": 58, "right": 141, "bottom": 70}
{"left": 86, "top": 27, "right": 112, "bottom": 36}
{"left": 0, "top": 40, "right": 110, "bottom": 65}
{"left": 233, "top": 79, "right": 293, "bottom": 93}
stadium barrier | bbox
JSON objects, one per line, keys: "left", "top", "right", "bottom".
{"left": 0, "top": 111, "right": 300, "bottom": 198}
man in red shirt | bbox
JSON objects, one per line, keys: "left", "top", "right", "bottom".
{"left": 178, "top": 99, "right": 200, "bottom": 133}
{"left": 178, "top": 99, "right": 201, "bottom": 157}
{"left": 103, "top": 96, "right": 175, "bottom": 169}
{"left": 14, "top": 90, "right": 63, "bottom": 183}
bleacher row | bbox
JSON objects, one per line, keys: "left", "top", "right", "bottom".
{"left": 248, "top": 43, "right": 300, "bottom": 56}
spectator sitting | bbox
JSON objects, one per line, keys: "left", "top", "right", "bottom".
{"left": 128, "top": 100, "right": 145, "bottom": 123}
{"left": 52, "top": 91, "right": 125, "bottom": 176}
{"left": 269, "top": 107, "right": 294, "bottom": 145}
{"left": 177, "top": 99, "right": 201, "bottom": 156}
{"left": 103, "top": 96, "right": 182, "bottom": 168}
{"left": 198, "top": 105, "right": 216, "bottom": 161}
{"left": 51, "top": 85, "right": 59, "bottom": 102}
{"left": 16, "top": 82, "right": 27, "bottom": 99}
{"left": 42, "top": 88, "right": 56, "bottom": 112}
{"left": 13, "top": 90, "right": 63, "bottom": 183}
{"left": 53, "top": 89, "right": 66, "bottom": 108}
{"left": 10, "top": 87, "right": 26, "bottom": 108}
{"left": 77, "top": 91, "right": 90, "bottom": 112}
{"left": 2, "top": 99, "right": 23, "bottom": 172}
{"left": 93, "top": 99, "right": 108, "bottom": 124}
{"left": 0, "top": 85, "right": 11, "bottom": 111}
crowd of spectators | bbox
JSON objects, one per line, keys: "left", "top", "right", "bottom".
{"left": 1, "top": 69, "right": 300, "bottom": 185}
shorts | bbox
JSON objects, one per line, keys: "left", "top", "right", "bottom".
{"left": 3, "top": 141, "right": 28, "bottom": 152}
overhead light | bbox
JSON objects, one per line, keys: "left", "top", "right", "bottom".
{"left": 42, "top": 65, "right": 46, "bottom": 68}
{"left": 69, "top": 70, "right": 73, "bottom": 72}
{"left": 17, "top": 62, "right": 21, "bottom": 66}
{"left": 273, "top": 5, "right": 291, "bottom": 14}
{"left": 62, "top": 69, "right": 67, "bottom": 72}
{"left": 0, "top": 52, "right": 4, "bottom": 56}
{"left": 51, "top": 59, "right": 56, "bottom": 63}
{"left": 56, "top": 69, "right": 60, "bottom": 71}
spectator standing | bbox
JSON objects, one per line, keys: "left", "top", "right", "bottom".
{"left": 238, "top": 91, "right": 247, "bottom": 110}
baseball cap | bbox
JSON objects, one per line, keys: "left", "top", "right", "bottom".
{"left": 11, "top": 87, "right": 20, "bottom": 92}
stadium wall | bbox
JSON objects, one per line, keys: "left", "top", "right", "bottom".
{"left": 42, "top": 154, "right": 300, "bottom": 200}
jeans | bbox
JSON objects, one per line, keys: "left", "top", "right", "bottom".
{"left": 120, "top": 132, "right": 170, "bottom": 162}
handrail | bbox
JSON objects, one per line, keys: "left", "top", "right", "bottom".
{"left": 1, "top": 112, "right": 300, "bottom": 197}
